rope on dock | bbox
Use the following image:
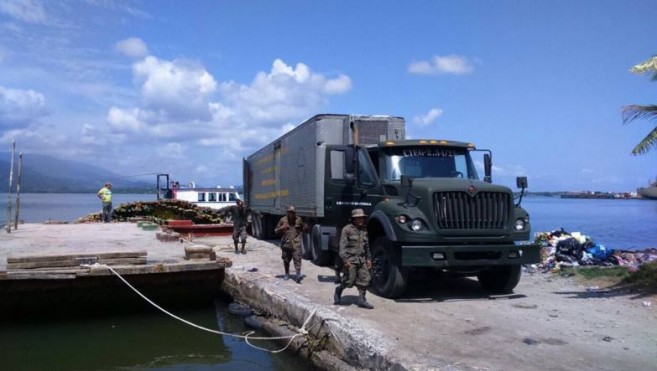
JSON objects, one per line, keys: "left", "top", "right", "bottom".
{"left": 86, "top": 263, "right": 316, "bottom": 353}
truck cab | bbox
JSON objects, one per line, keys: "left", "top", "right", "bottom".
{"left": 322, "top": 139, "right": 539, "bottom": 298}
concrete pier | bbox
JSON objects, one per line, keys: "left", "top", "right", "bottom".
{"left": 0, "top": 223, "right": 228, "bottom": 317}
{"left": 2, "top": 223, "right": 655, "bottom": 370}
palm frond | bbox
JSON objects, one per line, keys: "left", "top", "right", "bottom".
{"left": 631, "top": 126, "right": 657, "bottom": 155}
{"left": 630, "top": 56, "right": 657, "bottom": 81}
{"left": 630, "top": 56, "right": 657, "bottom": 74}
{"left": 622, "top": 105, "right": 657, "bottom": 124}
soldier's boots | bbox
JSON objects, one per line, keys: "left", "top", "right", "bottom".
{"left": 240, "top": 243, "right": 246, "bottom": 254}
{"left": 295, "top": 270, "right": 302, "bottom": 284}
{"left": 357, "top": 289, "right": 374, "bottom": 309}
{"left": 333, "top": 286, "right": 343, "bottom": 305}
{"left": 234, "top": 242, "right": 239, "bottom": 254}
{"left": 284, "top": 265, "right": 290, "bottom": 280}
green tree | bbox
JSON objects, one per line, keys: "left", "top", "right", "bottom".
{"left": 622, "top": 55, "right": 657, "bottom": 155}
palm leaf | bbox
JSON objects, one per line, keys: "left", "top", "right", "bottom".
{"left": 622, "top": 104, "right": 657, "bottom": 124}
{"left": 630, "top": 55, "right": 657, "bottom": 81}
{"left": 622, "top": 105, "right": 657, "bottom": 155}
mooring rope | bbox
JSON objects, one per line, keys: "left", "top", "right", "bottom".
{"left": 86, "top": 263, "right": 316, "bottom": 353}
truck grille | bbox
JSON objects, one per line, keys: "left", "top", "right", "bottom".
{"left": 434, "top": 192, "right": 511, "bottom": 229}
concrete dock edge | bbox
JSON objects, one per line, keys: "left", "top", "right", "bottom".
{"left": 222, "top": 267, "right": 407, "bottom": 370}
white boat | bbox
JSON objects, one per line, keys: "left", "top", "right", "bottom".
{"left": 156, "top": 174, "right": 240, "bottom": 209}
{"left": 173, "top": 185, "right": 241, "bottom": 210}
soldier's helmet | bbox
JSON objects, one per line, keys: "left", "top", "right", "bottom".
{"left": 287, "top": 205, "right": 296, "bottom": 212}
{"left": 351, "top": 208, "right": 367, "bottom": 218}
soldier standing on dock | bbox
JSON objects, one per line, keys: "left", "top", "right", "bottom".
{"left": 274, "top": 205, "right": 307, "bottom": 283}
{"left": 333, "top": 208, "right": 374, "bottom": 309}
{"left": 223, "top": 199, "right": 251, "bottom": 254}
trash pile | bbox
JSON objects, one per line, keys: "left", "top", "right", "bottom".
{"left": 533, "top": 229, "right": 657, "bottom": 273}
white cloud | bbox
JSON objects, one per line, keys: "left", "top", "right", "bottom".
{"left": 103, "top": 57, "right": 352, "bottom": 181}
{"left": 156, "top": 142, "right": 186, "bottom": 159}
{"left": 0, "top": 0, "right": 47, "bottom": 24}
{"left": 0, "top": 85, "right": 48, "bottom": 128}
{"left": 408, "top": 55, "right": 475, "bottom": 75}
{"left": 107, "top": 106, "right": 145, "bottom": 133}
{"left": 413, "top": 108, "right": 444, "bottom": 127}
{"left": 219, "top": 58, "right": 352, "bottom": 123}
{"left": 115, "top": 37, "right": 148, "bottom": 58}
{"left": 133, "top": 56, "right": 217, "bottom": 121}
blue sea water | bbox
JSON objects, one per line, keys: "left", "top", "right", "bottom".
{"left": 1, "top": 193, "right": 656, "bottom": 250}
{"left": 522, "top": 196, "right": 657, "bottom": 250}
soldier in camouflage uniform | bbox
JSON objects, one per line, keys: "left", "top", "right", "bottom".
{"left": 223, "top": 199, "right": 251, "bottom": 254}
{"left": 274, "top": 205, "right": 306, "bottom": 283}
{"left": 333, "top": 208, "right": 374, "bottom": 309}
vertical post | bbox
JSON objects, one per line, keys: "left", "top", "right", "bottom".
{"left": 6, "top": 141, "right": 15, "bottom": 233}
{"left": 14, "top": 152, "right": 23, "bottom": 230}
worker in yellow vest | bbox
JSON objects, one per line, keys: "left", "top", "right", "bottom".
{"left": 97, "top": 182, "right": 113, "bottom": 223}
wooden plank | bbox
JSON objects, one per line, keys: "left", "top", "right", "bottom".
{"left": 7, "top": 256, "right": 148, "bottom": 270}
{"left": 6, "top": 268, "right": 90, "bottom": 274}
{"left": 7, "top": 251, "right": 147, "bottom": 263}
{"left": 8, "top": 259, "right": 78, "bottom": 269}
{"left": 97, "top": 257, "right": 148, "bottom": 266}
{"left": 5, "top": 272, "right": 77, "bottom": 280}
{"left": 85, "top": 261, "right": 225, "bottom": 276}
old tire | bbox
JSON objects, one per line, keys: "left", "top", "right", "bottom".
{"left": 371, "top": 236, "right": 407, "bottom": 299}
{"left": 244, "top": 315, "right": 264, "bottom": 330}
{"left": 301, "top": 231, "right": 312, "bottom": 260}
{"left": 228, "top": 302, "right": 253, "bottom": 317}
{"left": 311, "top": 224, "right": 331, "bottom": 266}
{"left": 477, "top": 265, "right": 522, "bottom": 293}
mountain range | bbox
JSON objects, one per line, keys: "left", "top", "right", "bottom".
{"left": 0, "top": 152, "right": 154, "bottom": 193}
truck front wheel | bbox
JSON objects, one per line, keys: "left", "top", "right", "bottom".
{"left": 477, "top": 265, "right": 522, "bottom": 293}
{"left": 371, "top": 237, "right": 407, "bottom": 299}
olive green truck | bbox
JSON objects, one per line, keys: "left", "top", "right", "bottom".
{"left": 243, "top": 114, "right": 540, "bottom": 298}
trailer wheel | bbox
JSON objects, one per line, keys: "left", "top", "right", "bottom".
{"left": 310, "top": 225, "right": 331, "bottom": 266}
{"left": 301, "top": 231, "right": 312, "bottom": 260}
{"left": 251, "top": 213, "right": 263, "bottom": 240}
{"left": 477, "top": 265, "right": 522, "bottom": 293}
{"left": 371, "top": 236, "right": 407, "bottom": 299}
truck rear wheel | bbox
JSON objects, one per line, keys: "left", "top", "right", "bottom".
{"left": 251, "top": 214, "right": 263, "bottom": 239}
{"left": 310, "top": 225, "right": 331, "bottom": 266}
{"left": 301, "top": 231, "right": 312, "bottom": 260}
{"left": 477, "top": 265, "right": 522, "bottom": 293}
{"left": 371, "top": 237, "right": 407, "bottom": 299}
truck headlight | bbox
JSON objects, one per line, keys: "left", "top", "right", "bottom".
{"left": 410, "top": 219, "right": 423, "bottom": 231}
{"left": 514, "top": 218, "right": 526, "bottom": 231}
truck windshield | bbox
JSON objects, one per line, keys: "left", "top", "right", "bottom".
{"left": 381, "top": 146, "right": 479, "bottom": 181}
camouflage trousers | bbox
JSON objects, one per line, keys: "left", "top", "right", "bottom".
{"left": 341, "top": 261, "right": 371, "bottom": 288}
{"left": 281, "top": 247, "right": 302, "bottom": 271}
{"left": 232, "top": 226, "right": 247, "bottom": 243}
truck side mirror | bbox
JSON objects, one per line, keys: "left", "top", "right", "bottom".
{"left": 515, "top": 176, "right": 528, "bottom": 206}
{"left": 484, "top": 153, "right": 492, "bottom": 183}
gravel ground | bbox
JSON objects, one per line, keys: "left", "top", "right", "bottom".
{"left": 2, "top": 223, "right": 655, "bottom": 370}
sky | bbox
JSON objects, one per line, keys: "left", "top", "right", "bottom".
{"left": 0, "top": 0, "right": 656, "bottom": 192}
